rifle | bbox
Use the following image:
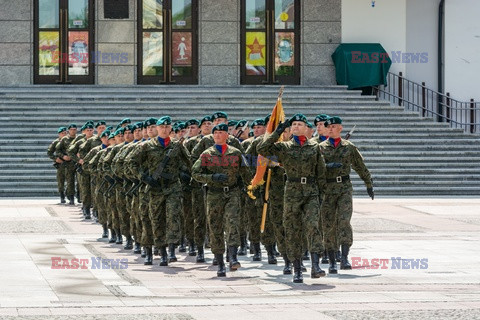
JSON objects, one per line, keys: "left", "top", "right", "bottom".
{"left": 125, "top": 179, "right": 141, "bottom": 196}
{"left": 105, "top": 179, "right": 117, "bottom": 198}
{"left": 234, "top": 121, "right": 249, "bottom": 139}
{"left": 74, "top": 162, "right": 84, "bottom": 174}
{"left": 344, "top": 125, "right": 357, "bottom": 140}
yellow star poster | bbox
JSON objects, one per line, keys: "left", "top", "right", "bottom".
{"left": 246, "top": 32, "right": 266, "bottom": 68}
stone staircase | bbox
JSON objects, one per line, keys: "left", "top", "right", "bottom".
{"left": 0, "top": 85, "right": 479, "bottom": 197}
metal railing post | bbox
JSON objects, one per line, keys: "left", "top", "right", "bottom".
{"left": 422, "top": 82, "right": 426, "bottom": 117}
{"left": 398, "top": 72, "right": 403, "bottom": 106}
{"left": 471, "top": 99, "right": 476, "bottom": 134}
{"left": 446, "top": 92, "right": 451, "bottom": 123}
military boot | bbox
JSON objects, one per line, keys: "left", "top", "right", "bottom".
{"left": 159, "top": 246, "right": 168, "bottom": 266}
{"left": 68, "top": 195, "right": 75, "bottom": 205}
{"left": 238, "top": 236, "right": 247, "bottom": 256}
{"left": 328, "top": 250, "right": 338, "bottom": 274}
{"left": 252, "top": 243, "right": 262, "bottom": 261}
{"left": 340, "top": 244, "right": 352, "bottom": 270}
{"left": 84, "top": 207, "right": 91, "bottom": 220}
{"left": 321, "top": 250, "right": 329, "bottom": 264}
{"left": 336, "top": 248, "right": 342, "bottom": 262}
{"left": 144, "top": 246, "right": 153, "bottom": 265}
{"left": 292, "top": 259, "right": 303, "bottom": 283}
{"left": 266, "top": 244, "right": 278, "bottom": 264}
{"left": 188, "top": 241, "right": 196, "bottom": 256}
{"left": 115, "top": 230, "right": 122, "bottom": 244}
{"left": 60, "top": 192, "right": 66, "bottom": 204}
{"left": 168, "top": 243, "right": 177, "bottom": 262}
{"left": 215, "top": 254, "right": 226, "bottom": 277}
{"left": 302, "top": 250, "right": 310, "bottom": 261}
{"left": 196, "top": 246, "right": 205, "bottom": 263}
{"left": 124, "top": 235, "right": 133, "bottom": 250}
{"left": 108, "top": 229, "right": 116, "bottom": 243}
{"left": 178, "top": 238, "right": 186, "bottom": 253}
{"left": 101, "top": 224, "right": 108, "bottom": 238}
{"left": 133, "top": 241, "right": 142, "bottom": 254}
{"left": 282, "top": 255, "right": 292, "bottom": 275}
{"left": 310, "top": 252, "right": 326, "bottom": 278}
{"left": 228, "top": 246, "right": 241, "bottom": 271}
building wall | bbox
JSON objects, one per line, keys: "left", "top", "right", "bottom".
{"left": 0, "top": 0, "right": 32, "bottom": 85}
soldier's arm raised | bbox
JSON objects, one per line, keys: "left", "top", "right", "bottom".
{"left": 257, "top": 131, "right": 284, "bottom": 159}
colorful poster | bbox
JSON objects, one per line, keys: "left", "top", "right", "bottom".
{"left": 38, "top": 31, "right": 59, "bottom": 75}
{"left": 172, "top": 32, "right": 192, "bottom": 66}
{"left": 275, "top": 32, "right": 294, "bottom": 76}
{"left": 246, "top": 32, "right": 266, "bottom": 75}
{"left": 143, "top": 32, "right": 163, "bottom": 76}
{"left": 68, "top": 31, "right": 89, "bottom": 75}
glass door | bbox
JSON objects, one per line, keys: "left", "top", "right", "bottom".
{"left": 241, "top": 0, "right": 300, "bottom": 85}
{"left": 138, "top": 0, "right": 198, "bottom": 84}
{"left": 34, "top": 0, "right": 95, "bottom": 84}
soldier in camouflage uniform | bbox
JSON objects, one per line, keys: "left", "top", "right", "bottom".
{"left": 234, "top": 120, "right": 249, "bottom": 255}
{"left": 192, "top": 123, "right": 253, "bottom": 277}
{"left": 184, "top": 115, "right": 212, "bottom": 263}
{"left": 127, "top": 116, "right": 191, "bottom": 267}
{"left": 47, "top": 127, "right": 68, "bottom": 203}
{"left": 319, "top": 116, "right": 374, "bottom": 274}
{"left": 258, "top": 113, "right": 327, "bottom": 283}
{"left": 55, "top": 124, "right": 78, "bottom": 205}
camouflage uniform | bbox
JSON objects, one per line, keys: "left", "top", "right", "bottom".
{"left": 55, "top": 135, "right": 77, "bottom": 199}
{"left": 67, "top": 135, "right": 88, "bottom": 209}
{"left": 79, "top": 135, "right": 102, "bottom": 212}
{"left": 47, "top": 137, "right": 66, "bottom": 196}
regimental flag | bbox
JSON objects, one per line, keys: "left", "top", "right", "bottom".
{"left": 248, "top": 87, "right": 285, "bottom": 196}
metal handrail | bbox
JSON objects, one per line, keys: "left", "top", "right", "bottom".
{"left": 373, "top": 72, "right": 480, "bottom": 134}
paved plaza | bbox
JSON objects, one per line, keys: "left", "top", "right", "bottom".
{"left": 0, "top": 198, "right": 479, "bottom": 319}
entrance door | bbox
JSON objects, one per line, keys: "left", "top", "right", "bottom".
{"left": 241, "top": 0, "right": 300, "bottom": 85}
{"left": 34, "top": 0, "right": 95, "bottom": 84}
{"left": 138, "top": 0, "right": 198, "bottom": 84}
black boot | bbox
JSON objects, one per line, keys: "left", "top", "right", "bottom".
{"left": 141, "top": 247, "right": 146, "bottom": 258}
{"left": 292, "top": 259, "right": 303, "bottom": 283}
{"left": 266, "top": 245, "right": 278, "bottom": 264}
{"left": 178, "top": 238, "right": 186, "bottom": 252}
{"left": 115, "top": 230, "right": 122, "bottom": 244}
{"left": 196, "top": 246, "right": 205, "bottom": 263}
{"left": 238, "top": 236, "right": 247, "bottom": 256}
{"left": 252, "top": 243, "right": 262, "bottom": 261}
{"left": 215, "top": 254, "right": 226, "bottom": 277}
{"left": 84, "top": 207, "right": 91, "bottom": 220}
{"left": 108, "top": 229, "right": 116, "bottom": 243}
{"left": 68, "top": 195, "right": 75, "bottom": 205}
{"left": 168, "top": 243, "right": 177, "bottom": 262}
{"left": 133, "top": 241, "right": 142, "bottom": 254}
{"left": 321, "top": 250, "right": 329, "bottom": 264}
{"left": 228, "top": 246, "right": 241, "bottom": 271}
{"left": 188, "top": 241, "right": 196, "bottom": 256}
{"left": 340, "top": 244, "right": 352, "bottom": 270}
{"left": 282, "top": 255, "right": 292, "bottom": 275}
{"left": 159, "top": 246, "right": 168, "bottom": 266}
{"left": 60, "top": 192, "right": 66, "bottom": 204}
{"left": 336, "top": 249, "right": 342, "bottom": 262}
{"left": 124, "top": 235, "right": 133, "bottom": 250}
{"left": 102, "top": 224, "right": 108, "bottom": 238}
{"left": 302, "top": 250, "right": 310, "bottom": 261}
{"left": 144, "top": 246, "right": 153, "bottom": 265}
{"left": 310, "top": 252, "right": 326, "bottom": 278}
{"left": 328, "top": 250, "right": 338, "bottom": 274}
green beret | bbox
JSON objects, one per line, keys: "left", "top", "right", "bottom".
{"left": 95, "top": 121, "right": 107, "bottom": 128}
{"left": 85, "top": 120, "right": 94, "bottom": 126}
{"left": 113, "top": 128, "right": 125, "bottom": 136}
{"left": 57, "top": 127, "right": 67, "bottom": 134}
{"left": 212, "top": 111, "right": 228, "bottom": 120}
{"left": 228, "top": 120, "right": 237, "bottom": 127}
{"left": 132, "top": 121, "right": 143, "bottom": 130}
{"left": 264, "top": 114, "right": 271, "bottom": 125}
{"left": 251, "top": 118, "right": 265, "bottom": 128}
{"left": 314, "top": 114, "right": 330, "bottom": 125}
{"left": 212, "top": 123, "right": 228, "bottom": 133}
{"left": 80, "top": 124, "right": 86, "bottom": 131}
{"left": 157, "top": 116, "right": 172, "bottom": 126}
{"left": 144, "top": 117, "right": 158, "bottom": 127}
{"left": 100, "top": 130, "right": 111, "bottom": 138}
{"left": 108, "top": 133, "right": 115, "bottom": 140}
{"left": 307, "top": 122, "right": 314, "bottom": 129}
{"left": 235, "top": 120, "right": 247, "bottom": 129}
{"left": 289, "top": 113, "right": 308, "bottom": 125}
{"left": 185, "top": 119, "right": 200, "bottom": 127}
{"left": 120, "top": 118, "right": 131, "bottom": 125}
{"left": 248, "top": 131, "right": 254, "bottom": 137}
{"left": 84, "top": 123, "right": 94, "bottom": 130}
{"left": 106, "top": 126, "right": 114, "bottom": 131}
{"left": 324, "top": 116, "right": 342, "bottom": 127}
{"left": 124, "top": 124, "right": 134, "bottom": 133}
{"left": 200, "top": 115, "right": 212, "bottom": 126}
{"left": 115, "top": 124, "right": 121, "bottom": 130}
{"left": 174, "top": 122, "right": 186, "bottom": 133}
{"left": 68, "top": 123, "right": 77, "bottom": 129}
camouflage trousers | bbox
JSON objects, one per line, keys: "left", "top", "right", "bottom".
{"left": 80, "top": 173, "right": 92, "bottom": 208}
{"left": 206, "top": 188, "right": 241, "bottom": 255}
{"left": 321, "top": 187, "right": 353, "bottom": 251}
{"left": 182, "top": 188, "right": 195, "bottom": 242}
{"left": 94, "top": 176, "right": 107, "bottom": 225}
{"left": 245, "top": 197, "right": 262, "bottom": 243}
{"left": 130, "top": 192, "right": 143, "bottom": 243}
{"left": 56, "top": 164, "right": 67, "bottom": 194}
{"left": 192, "top": 186, "right": 207, "bottom": 246}
{"left": 239, "top": 194, "right": 247, "bottom": 238}
{"left": 149, "top": 187, "right": 183, "bottom": 248}
{"left": 64, "top": 161, "right": 76, "bottom": 197}
{"left": 107, "top": 189, "right": 121, "bottom": 231}
{"left": 283, "top": 193, "right": 324, "bottom": 261}
{"left": 267, "top": 187, "right": 286, "bottom": 254}
{"left": 116, "top": 188, "right": 130, "bottom": 237}
{"left": 139, "top": 189, "right": 154, "bottom": 246}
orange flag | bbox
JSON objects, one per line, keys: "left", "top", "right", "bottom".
{"left": 248, "top": 87, "right": 285, "bottom": 196}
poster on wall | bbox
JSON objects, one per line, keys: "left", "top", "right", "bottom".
{"left": 39, "top": 31, "right": 59, "bottom": 75}
{"left": 172, "top": 32, "right": 192, "bottom": 66}
{"left": 245, "top": 32, "right": 266, "bottom": 75}
{"left": 68, "top": 31, "right": 89, "bottom": 75}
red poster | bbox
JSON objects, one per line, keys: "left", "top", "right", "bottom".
{"left": 172, "top": 32, "right": 192, "bottom": 66}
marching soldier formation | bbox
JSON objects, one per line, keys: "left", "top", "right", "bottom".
{"left": 47, "top": 111, "right": 374, "bottom": 283}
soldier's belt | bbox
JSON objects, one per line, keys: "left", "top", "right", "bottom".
{"left": 326, "top": 175, "right": 350, "bottom": 183}
{"left": 207, "top": 185, "right": 238, "bottom": 193}
{"left": 287, "top": 176, "right": 316, "bottom": 184}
